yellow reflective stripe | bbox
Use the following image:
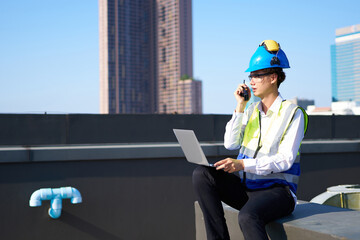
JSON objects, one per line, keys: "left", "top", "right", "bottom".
{"left": 279, "top": 103, "right": 299, "bottom": 141}
{"left": 297, "top": 106, "right": 309, "bottom": 135}
{"left": 242, "top": 102, "right": 260, "bottom": 147}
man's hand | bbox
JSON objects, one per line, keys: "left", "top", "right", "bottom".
{"left": 234, "top": 83, "right": 251, "bottom": 113}
{"left": 214, "top": 158, "right": 244, "bottom": 173}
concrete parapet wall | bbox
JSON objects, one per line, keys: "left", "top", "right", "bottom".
{"left": 1, "top": 114, "right": 360, "bottom": 146}
{"left": 0, "top": 114, "right": 229, "bottom": 145}
{"left": 195, "top": 201, "right": 360, "bottom": 240}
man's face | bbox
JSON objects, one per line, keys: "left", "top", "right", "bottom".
{"left": 249, "top": 69, "right": 276, "bottom": 98}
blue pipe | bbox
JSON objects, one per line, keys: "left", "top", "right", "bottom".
{"left": 29, "top": 187, "right": 82, "bottom": 219}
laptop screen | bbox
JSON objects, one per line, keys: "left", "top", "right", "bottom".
{"left": 173, "top": 129, "right": 214, "bottom": 167}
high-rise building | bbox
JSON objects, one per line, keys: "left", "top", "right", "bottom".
{"left": 331, "top": 24, "right": 360, "bottom": 102}
{"left": 99, "top": 0, "right": 201, "bottom": 114}
{"left": 176, "top": 78, "right": 202, "bottom": 114}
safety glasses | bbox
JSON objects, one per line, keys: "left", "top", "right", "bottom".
{"left": 248, "top": 72, "right": 274, "bottom": 82}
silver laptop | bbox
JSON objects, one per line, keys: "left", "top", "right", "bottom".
{"left": 173, "top": 129, "right": 215, "bottom": 167}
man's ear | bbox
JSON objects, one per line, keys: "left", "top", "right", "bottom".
{"left": 270, "top": 73, "right": 278, "bottom": 85}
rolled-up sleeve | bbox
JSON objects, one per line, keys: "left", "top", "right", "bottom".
{"left": 224, "top": 111, "right": 246, "bottom": 150}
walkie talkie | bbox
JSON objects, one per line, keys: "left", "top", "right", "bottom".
{"left": 239, "top": 80, "right": 249, "bottom": 101}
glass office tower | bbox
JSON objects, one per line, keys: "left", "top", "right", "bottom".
{"left": 331, "top": 24, "right": 360, "bottom": 102}
{"left": 99, "top": 0, "right": 156, "bottom": 114}
{"left": 99, "top": 0, "right": 202, "bottom": 114}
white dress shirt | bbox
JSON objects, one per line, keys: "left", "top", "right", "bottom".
{"left": 224, "top": 94, "right": 305, "bottom": 204}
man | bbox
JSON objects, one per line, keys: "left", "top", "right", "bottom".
{"left": 193, "top": 40, "right": 308, "bottom": 240}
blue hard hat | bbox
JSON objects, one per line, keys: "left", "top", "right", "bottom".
{"left": 245, "top": 40, "right": 290, "bottom": 72}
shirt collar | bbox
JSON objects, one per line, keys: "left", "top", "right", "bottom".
{"left": 257, "top": 93, "right": 284, "bottom": 115}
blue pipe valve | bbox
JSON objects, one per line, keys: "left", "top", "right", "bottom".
{"left": 29, "top": 187, "right": 82, "bottom": 219}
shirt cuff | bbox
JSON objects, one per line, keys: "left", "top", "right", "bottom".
{"left": 242, "top": 158, "right": 257, "bottom": 173}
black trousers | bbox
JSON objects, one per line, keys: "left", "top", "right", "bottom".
{"left": 193, "top": 166, "right": 295, "bottom": 240}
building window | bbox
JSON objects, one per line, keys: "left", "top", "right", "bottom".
{"left": 161, "top": 6, "right": 165, "bottom": 22}
{"left": 120, "top": 45, "right": 124, "bottom": 55}
{"left": 132, "top": 89, "right": 135, "bottom": 102}
{"left": 163, "top": 104, "right": 167, "bottom": 113}
{"left": 163, "top": 78, "right": 166, "bottom": 89}
{"left": 111, "top": 77, "right": 116, "bottom": 90}
{"left": 162, "top": 48, "right": 166, "bottom": 62}
{"left": 122, "top": 64, "right": 126, "bottom": 78}
{"left": 121, "top": 87, "right": 125, "bottom": 101}
{"left": 122, "top": 103, "right": 126, "bottom": 114}
{"left": 111, "top": 49, "right": 116, "bottom": 62}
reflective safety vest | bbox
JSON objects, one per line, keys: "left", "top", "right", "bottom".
{"left": 237, "top": 100, "right": 308, "bottom": 194}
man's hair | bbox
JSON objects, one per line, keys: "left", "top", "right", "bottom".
{"left": 263, "top": 67, "right": 286, "bottom": 88}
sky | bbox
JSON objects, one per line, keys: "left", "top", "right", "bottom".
{"left": 1, "top": 0, "right": 360, "bottom": 114}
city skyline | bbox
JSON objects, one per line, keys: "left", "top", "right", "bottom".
{"left": 1, "top": 1, "right": 360, "bottom": 114}
{"left": 331, "top": 24, "right": 360, "bottom": 102}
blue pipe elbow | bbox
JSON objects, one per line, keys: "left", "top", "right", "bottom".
{"left": 29, "top": 189, "right": 42, "bottom": 207}
{"left": 29, "top": 187, "right": 82, "bottom": 219}
{"left": 49, "top": 197, "right": 62, "bottom": 218}
{"left": 49, "top": 208, "right": 62, "bottom": 219}
{"left": 70, "top": 187, "right": 82, "bottom": 204}
{"left": 29, "top": 188, "right": 53, "bottom": 207}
